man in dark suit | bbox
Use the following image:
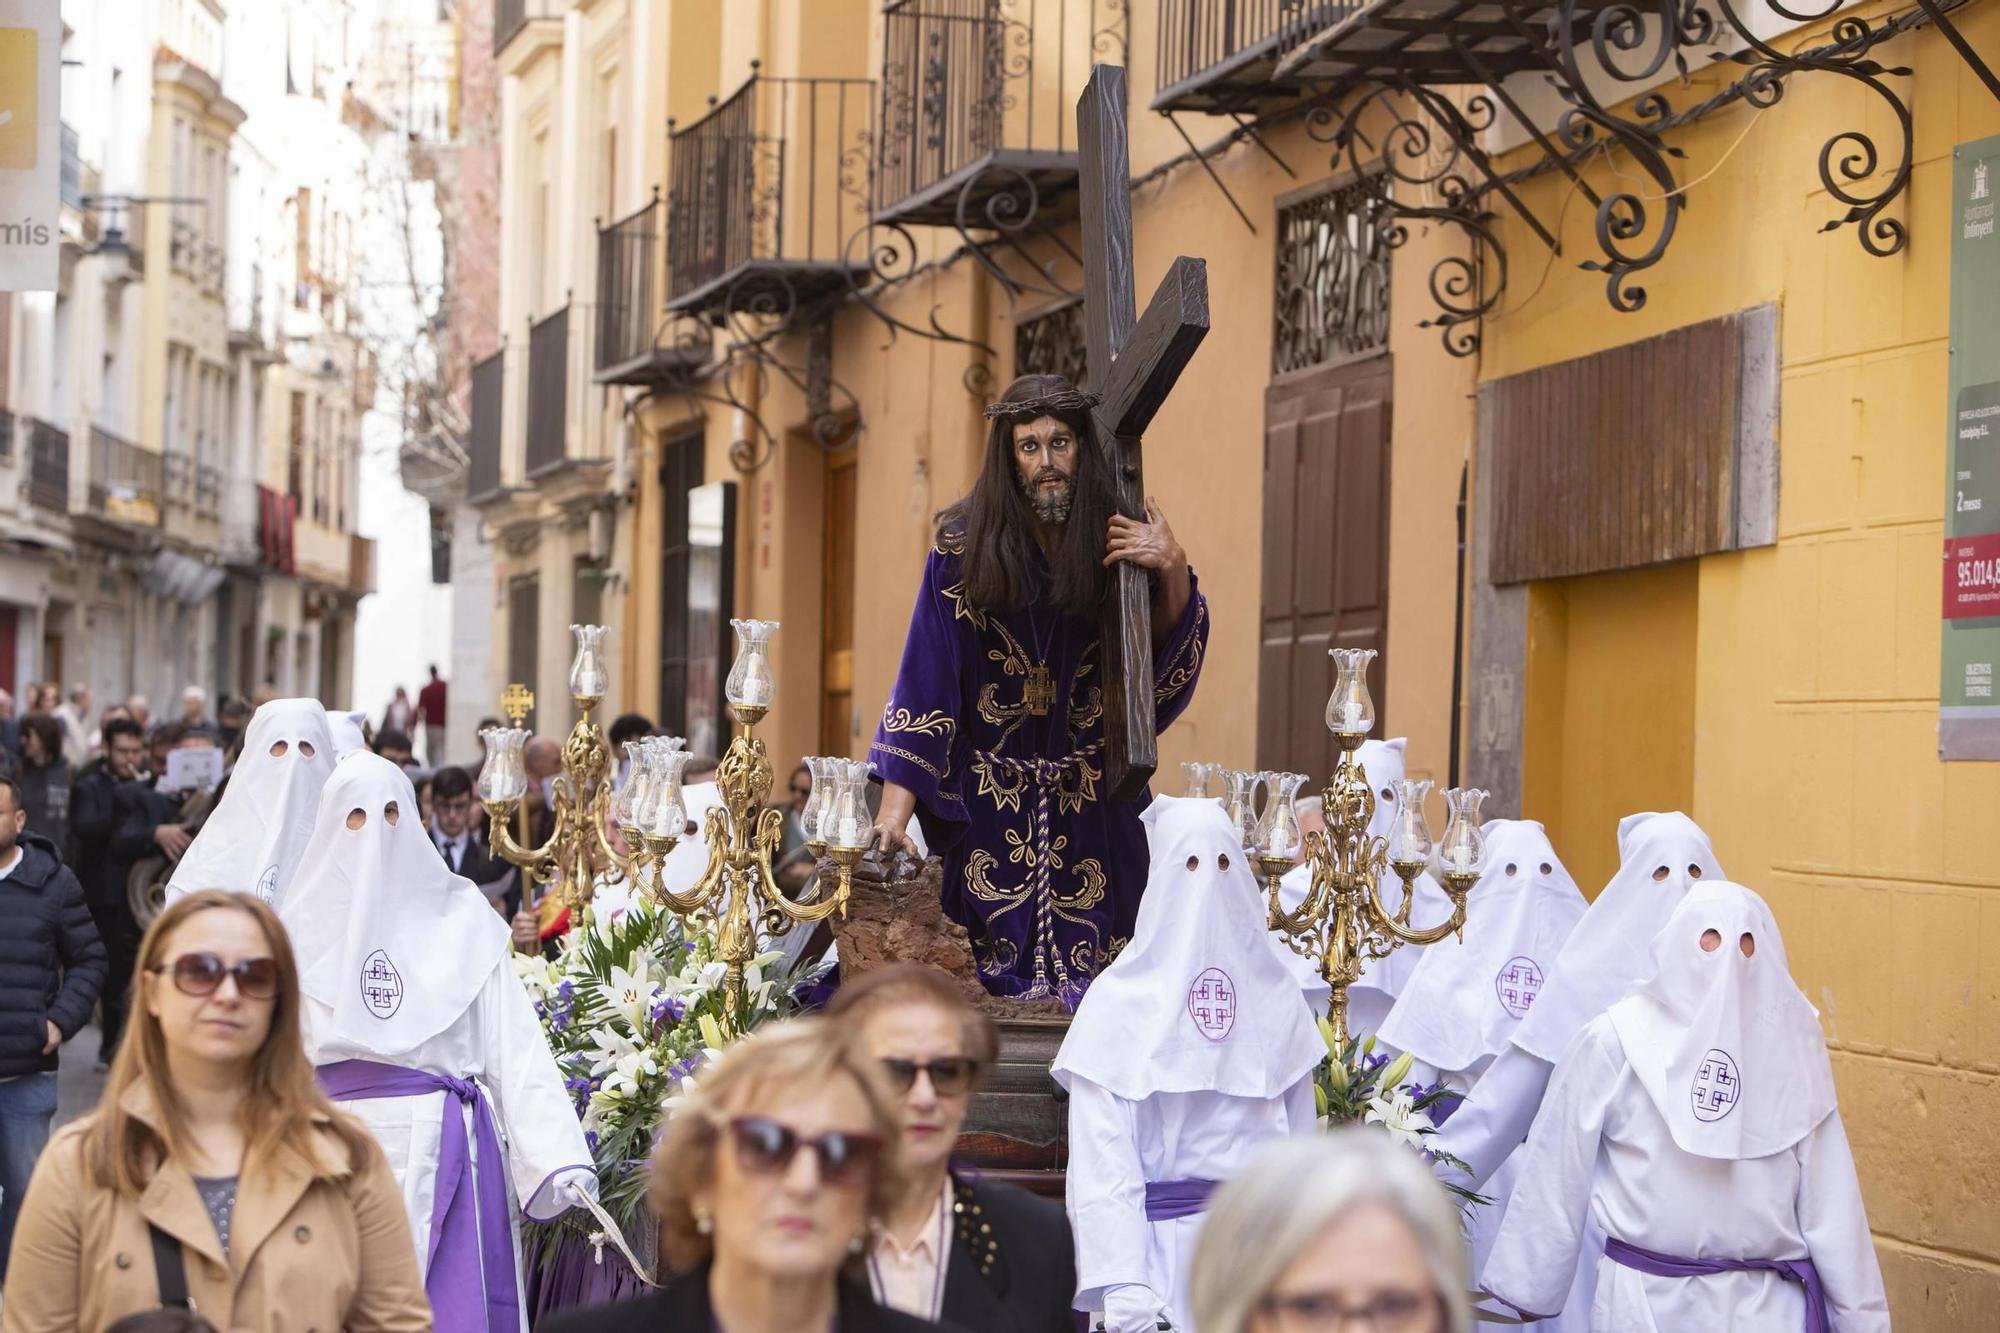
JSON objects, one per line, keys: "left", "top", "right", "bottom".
{"left": 429, "top": 763, "right": 517, "bottom": 916}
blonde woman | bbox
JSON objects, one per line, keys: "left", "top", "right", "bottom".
{"left": 540, "top": 1016, "right": 966, "bottom": 1333}
{"left": 2, "top": 890, "right": 428, "bottom": 1331}
{"left": 1188, "top": 1132, "right": 1471, "bottom": 1333}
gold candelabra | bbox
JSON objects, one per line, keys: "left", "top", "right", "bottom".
{"left": 479, "top": 621, "right": 870, "bottom": 1026}
{"left": 1218, "top": 648, "right": 1487, "bottom": 1047}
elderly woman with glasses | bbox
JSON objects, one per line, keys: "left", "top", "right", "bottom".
{"left": 1, "top": 890, "right": 429, "bottom": 1331}
{"left": 540, "top": 1016, "right": 968, "bottom": 1333}
{"left": 1188, "top": 1132, "right": 1472, "bottom": 1333}
{"left": 827, "top": 964, "right": 1077, "bottom": 1331}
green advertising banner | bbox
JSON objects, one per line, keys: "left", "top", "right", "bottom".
{"left": 1944, "top": 135, "right": 2000, "bottom": 760}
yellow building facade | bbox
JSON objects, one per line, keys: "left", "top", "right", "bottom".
{"left": 477, "top": 1, "right": 1999, "bottom": 1319}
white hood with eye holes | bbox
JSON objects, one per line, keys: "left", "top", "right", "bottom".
{"left": 326, "top": 707, "right": 370, "bottom": 759}
{"left": 167, "top": 698, "right": 335, "bottom": 909}
{"left": 1376, "top": 819, "right": 1587, "bottom": 1075}
{"left": 282, "top": 752, "right": 510, "bottom": 1052}
{"left": 1052, "top": 795, "right": 1323, "bottom": 1102}
{"left": 1511, "top": 811, "right": 1725, "bottom": 1065}
{"left": 1609, "top": 880, "right": 1835, "bottom": 1159}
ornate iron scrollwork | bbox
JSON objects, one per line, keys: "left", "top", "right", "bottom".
{"left": 1272, "top": 175, "right": 1395, "bottom": 371}
{"left": 1014, "top": 298, "right": 1089, "bottom": 383}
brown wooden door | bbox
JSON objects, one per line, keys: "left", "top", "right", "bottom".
{"left": 1259, "top": 357, "right": 1392, "bottom": 785}
{"left": 508, "top": 575, "right": 540, "bottom": 705}
{"left": 820, "top": 452, "right": 858, "bottom": 755}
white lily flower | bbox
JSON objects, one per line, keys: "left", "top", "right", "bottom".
{"left": 595, "top": 962, "right": 659, "bottom": 1034}
{"left": 1364, "top": 1088, "right": 1432, "bottom": 1152}
{"left": 584, "top": 1024, "right": 641, "bottom": 1075}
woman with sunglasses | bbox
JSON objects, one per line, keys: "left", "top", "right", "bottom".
{"left": 2, "top": 890, "right": 429, "bottom": 1330}
{"left": 827, "top": 964, "right": 1076, "bottom": 1332}
{"left": 1188, "top": 1132, "right": 1471, "bottom": 1333}
{"left": 540, "top": 1017, "right": 968, "bottom": 1333}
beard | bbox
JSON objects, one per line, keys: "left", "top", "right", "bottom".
{"left": 1020, "top": 467, "right": 1075, "bottom": 524}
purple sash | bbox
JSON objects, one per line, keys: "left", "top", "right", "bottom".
{"left": 1605, "top": 1237, "right": 1829, "bottom": 1333}
{"left": 318, "top": 1059, "right": 520, "bottom": 1333}
{"left": 1143, "top": 1178, "right": 1216, "bottom": 1221}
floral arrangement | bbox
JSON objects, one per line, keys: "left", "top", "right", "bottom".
{"left": 511, "top": 891, "right": 826, "bottom": 1249}
{"left": 1312, "top": 1018, "right": 1489, "bottom": 1212}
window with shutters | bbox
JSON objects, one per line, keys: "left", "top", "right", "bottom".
{"left": 657, "top": 429, "right": 705, "bottom": 737}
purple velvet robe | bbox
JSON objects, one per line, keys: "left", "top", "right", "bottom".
{"left": 870, "top": 539, "right": 1208, "bottom": 1005}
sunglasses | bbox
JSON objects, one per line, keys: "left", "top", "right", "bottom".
{"left": 880, "top": 1056, "right": 980, "bottom": 1097}
{"left": 728, "top": 1116, "right": 883, "bottom": 1189}
{"left": 152, "top": 952, "right": 280, "bottom": 1000}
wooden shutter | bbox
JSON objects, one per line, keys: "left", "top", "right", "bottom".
{"left": 657, "top": 431, "right": 704, "bottom": 733}
{"left": 1258, "top": 356, "right": 1393, "bottom": 785}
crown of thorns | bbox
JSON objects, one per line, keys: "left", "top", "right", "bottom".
{"left": 981, "top": 388, "right": 1101, "bottom": 422}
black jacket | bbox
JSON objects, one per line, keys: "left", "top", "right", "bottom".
{"left": 68, "top": 767, "right": 168, "bottom": 906}
{"left": 0, "top": 832, "right": 108, "bottom": 1077}
{"left": 535, "top": 1267, "right": 968, "bottom": 1333}
{"left": 18, "top": 757, "right": 73, "bottom": 858}
{"left": 434, "top": 829, "right": 518, "bottom": 914}
{"left": 941, "top": 1174, "right": 1078, "bottom": 1333}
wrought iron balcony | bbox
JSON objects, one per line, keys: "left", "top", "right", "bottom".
{"left": 872, "top": 0, "right": 1125, "bottom": 230}
{"left": 525, "top": 305, "right": 570, "bottom": 478}
{"left": 596, "top": 192, "right": 709, "bottom": 385}
{"left": 467, "top": 349, "right": 507, "bottom": 504}
{"left": 26, "top": 418, "right": 68, "bottom": 513}
{"left": 667, "top": 70, "right": 875, "bottom": 321}
{"left": 87, "top": 426, "right": 163, "bottom": 528}
{"left": 1152, "top": 1, "right": 1346, "bottom": 112}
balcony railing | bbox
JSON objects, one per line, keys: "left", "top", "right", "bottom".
{"left": 494, "top": 0, "right": 557, "bottom": 58}
{"left": 873, "top": 0, "right": 1122, "bottom": 228}
{"left": 1153, "top": 0, "right": 1344, "bottom": 112}
{"left": 525, "top": 306, "right": 570, "bottom": 478}
{"left": 196, "top": 464, "right": 222, "bottom": 518}
{"left": 27, "top": 418, "right": 68, "bottom": 512}
{"left": 666, "top": 71, "right": 873, "bottom": 319}
{"left": 467, "top": 349, "right": 506, "bottom": 503}
{"left": 596, "top": 193, "right": 708, "bottom": 385}
{"left": 88, "top": 426, "right": 163, "bottom": 527}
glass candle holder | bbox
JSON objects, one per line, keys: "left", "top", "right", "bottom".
{"left": 568, "top": 624, "right": 609, "bottom": 703}
{"left": 1438, "top": 787, "right": 1490, "bottom": 878}
{"left": 476, "top": 727, "right": 529, "bottom": 805}
{"left": 645, "top": 748, "right": 695, "bottom": 843}
{"left": 1388, "top": 777, "right": 1436, "bottom": 866}
{"left": 799, "top": 756, "right": 830, "bottom": 848}
{"left": 824, "top": 759, "right": 875, "bottom": 853}
{"left": 1222, "top": 769, "right": 1261, "bottom": 849}
{"left": 725, "top": 619, "right": 780, "bottom": 711}
{"left": 1324, "top": 648, "right": 1378, "bottom": 738}
{"left": 612, "top": 740, "right": 650, "bottom": 835}
{"left": 1255, "top": 772, "right": 1306, "bottom": 859}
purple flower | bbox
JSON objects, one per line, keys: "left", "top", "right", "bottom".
{"left": 667, "top": 1056, "right": 701, "bottom": 1082}
{"left": 1364, "top": 1052, "right": 1391, "bottom": 1072}
{"left": 650, "top": 994, "right": 687, "bottom": 1030}
{"left": 585, "top": 1131, "right": 600, "bottom": 1154}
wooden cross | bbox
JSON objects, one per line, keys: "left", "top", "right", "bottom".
{"left": 501, "top": 682, "right": 536, "bottom": 727}
{"left": 1077, "top": 65, "right": 1211, "bottom": 803}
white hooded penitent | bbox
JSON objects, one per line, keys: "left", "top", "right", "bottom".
{"left": 1481, "top": 881, "right": 1887, "bottom": 1330}
{"left": 1377, "top": 819, "right": 1587, "bottom": 1079}
{"left": 166, "top": 698, "right": 334, "bottom": 907}
{"left": 327, "top": 706, "right": 370, "bottom": 759}
{"left": 282, "top": 752, "right": 594, "bottom": 1328}
{"left": 1055, "top": 795, "right": 1323, "bottom": 1333}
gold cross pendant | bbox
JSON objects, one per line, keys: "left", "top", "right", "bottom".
{"left": 1024, "top": 664, "right": 1055, "bottom": 717}
{"left": 501, "top": 682, "right": 536, "bottom": 726}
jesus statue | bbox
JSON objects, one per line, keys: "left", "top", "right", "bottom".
{"left": 867, "top": 372, "right": 1209, "bottom": 1006}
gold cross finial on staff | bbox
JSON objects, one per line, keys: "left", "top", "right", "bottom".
{"left": 501, "top": 682, "right": 535, "bottom": 727}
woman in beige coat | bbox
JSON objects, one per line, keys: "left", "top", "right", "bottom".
{"left": 3, "top": 889, "right": 430, "bottom": 1331}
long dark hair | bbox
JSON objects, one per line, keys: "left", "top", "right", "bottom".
{"left": 939, "top": 373, "right": 1116, "bottom": 620}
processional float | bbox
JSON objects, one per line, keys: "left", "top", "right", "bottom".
{"left": 476, "top": 620, "right": 873, "bottom": 1028}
